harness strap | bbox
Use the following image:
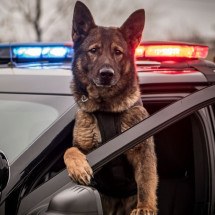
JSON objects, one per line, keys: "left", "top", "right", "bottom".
{"left": 93, "top": 98, "right": 142, "bottom": 142}
{"left": 93, "top": 111, "right": 121, "bottom": 143}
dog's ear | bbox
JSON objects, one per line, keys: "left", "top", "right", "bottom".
{"left": 72, "top": 1, "right": 96, "bottom": 44}
{"left": 120, "top": 9, "right": 145, "bottom": 50}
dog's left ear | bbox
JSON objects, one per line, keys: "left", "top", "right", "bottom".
{"left": 120, "top": 9, "right": 145, "bottom": 50}
{"left": 72, "top": 1, "right": 96, "bottom": 44}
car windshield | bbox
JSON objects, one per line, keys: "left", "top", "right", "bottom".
{"left": 0, "top": 94, "right": 74, "bottom": 164}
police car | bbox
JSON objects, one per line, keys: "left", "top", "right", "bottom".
{"left": 0, "top": 42, "right": 215, "bottom": 215}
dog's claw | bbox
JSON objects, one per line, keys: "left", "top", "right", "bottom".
{"left": 68, "top": 167, "right": 93, "bottom": 185}
{"left": 130, "top": 208, "right": 156, "bottom": 215}
{"left": 67, "top": 158, "right": 93, "bottom": 185}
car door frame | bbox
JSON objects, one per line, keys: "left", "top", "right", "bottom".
{"left": 17, "top": 84, "right": 215, "bottom": 215}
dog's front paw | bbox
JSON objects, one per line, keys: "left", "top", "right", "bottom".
{"left": 67, "top": 157, "right": 93, "bottom": 185}
{"left": 64, "top": 148, "right": 93, "bottom": 185}
{"left": 130, "top": 208, "right": 156, "bottom": 215}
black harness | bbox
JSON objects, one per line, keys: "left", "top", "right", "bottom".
{"left": 91, "top": 111, "right": 137, "bottom": 198}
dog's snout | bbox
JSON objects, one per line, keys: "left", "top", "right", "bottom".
{"left": 99, "top": 68, "right": 114, "bottom": 78}
{"left": 97, "top": 67, "right": 115, "bottom": 86}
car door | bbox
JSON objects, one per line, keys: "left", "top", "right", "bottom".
{"left": 17, "top": 85, "right": 215, "bottom": 215}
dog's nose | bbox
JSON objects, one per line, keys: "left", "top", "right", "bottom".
{"left": 99, "top": 68, "right": 114, "bottom": 79}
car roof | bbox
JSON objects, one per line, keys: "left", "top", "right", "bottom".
{"left": 0, "top": 68, "right": 72, "bottom": 95}
{"left": 0, "top": 66, "right": 209, "bottom": 95}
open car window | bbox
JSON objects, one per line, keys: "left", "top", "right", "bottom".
{"left": 87, "top": 85, "right": 215, "bottom": 170}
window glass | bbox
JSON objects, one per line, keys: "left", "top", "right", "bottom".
{"left": 0, "top": 94, "right": 74, "bottom": 164}
{"left": 0, "top": 100, "right": 58, "bottom": 164}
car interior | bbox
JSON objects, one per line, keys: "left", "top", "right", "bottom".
{"left": 25, "top": 101, "right": 209, "bottom": 215}
{"left": 145, "top": 102, "right": 209, "bottom": 215}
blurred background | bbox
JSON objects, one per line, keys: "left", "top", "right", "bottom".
{"left": 0, "top": 0, "right": 214, "bottom": 60}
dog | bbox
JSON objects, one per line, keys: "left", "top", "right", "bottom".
{"left": 64, "top": 1, "right": 158, "bottom": 215}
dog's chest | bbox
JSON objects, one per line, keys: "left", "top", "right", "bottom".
{"left": 92, "top": 111, "right": 137, "bottom": 198}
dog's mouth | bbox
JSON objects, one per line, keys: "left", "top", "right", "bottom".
{"left": 93, "top": 79, "right": 116, "bottom": 88}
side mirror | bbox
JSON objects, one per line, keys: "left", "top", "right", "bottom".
{"left": 0, "top": 151, "right": 10, "bottom": 192}
{"left": 45, "top": 185, "right": 103, "bottom": 215}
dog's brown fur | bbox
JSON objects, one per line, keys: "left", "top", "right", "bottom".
{"left": 64, "top": 2, "right": 158, "bottom": 214}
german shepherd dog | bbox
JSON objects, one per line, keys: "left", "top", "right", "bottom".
{"left": 64, "top": 1, "right": 158, "bottom": 214}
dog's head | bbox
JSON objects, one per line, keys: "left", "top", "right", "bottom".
{"left": 72, "top": 1, "right": 145, "bottom": 96}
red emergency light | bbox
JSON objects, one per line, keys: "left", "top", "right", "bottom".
{"left": 135, "top": 42, "right": 208, "bottom": 60}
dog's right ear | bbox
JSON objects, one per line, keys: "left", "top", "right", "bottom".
{"left": 72, "top": 1, "right": 96, "bottom": 44}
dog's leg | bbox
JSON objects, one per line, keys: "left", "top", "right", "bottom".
{"left": 64, "top": 110, "right": 101, "bottom": 185}
{"left": 126, "top": 138, "right": 157, "bottom": 215}
{"left": 121, "top": 106, "right": 158, "bottom": 215}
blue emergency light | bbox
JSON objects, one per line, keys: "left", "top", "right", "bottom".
{"left": 0, "top": 43, "right": 74, "bottom": 65}
{"left": 12, "top": 45, "right": 73, "bottom": 59}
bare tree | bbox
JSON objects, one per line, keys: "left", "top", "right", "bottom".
{"left": 0, "top": 0, "right": 42, "bottom": 41}
{"left": 18, "top": 0, "right": 42, "bottom": 41}
{"left": 0, "top": 0, "right": 75, "bottom": 42}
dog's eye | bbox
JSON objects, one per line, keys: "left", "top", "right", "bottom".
{"left": 114, "top": 49, "right": 123, "bottom": 56}
{"left": 89, "top": 47, "right": 98, "bottom": 54}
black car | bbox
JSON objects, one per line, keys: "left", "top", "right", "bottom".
{"left": 0, "top": 42, "right": 215, "bottom": 215}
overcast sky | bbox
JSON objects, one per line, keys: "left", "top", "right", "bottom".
{"left": 142, "top": 0, "right": 215, "bottom": 40}
{"left": 84, "top": 0, "right": 215, "bottom": 41}
{"left": 0, "top": 0, "right": 214, "bottom": 43}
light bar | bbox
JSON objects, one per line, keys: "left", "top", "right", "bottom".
{"left": 0, "top": 41, "right": 209, "bottom": 66}
{"left": 12, "top": 45, "right": 73, "bottom": 59}
{"left": 135, "top": 42, "right": 208, "bottom": 60}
